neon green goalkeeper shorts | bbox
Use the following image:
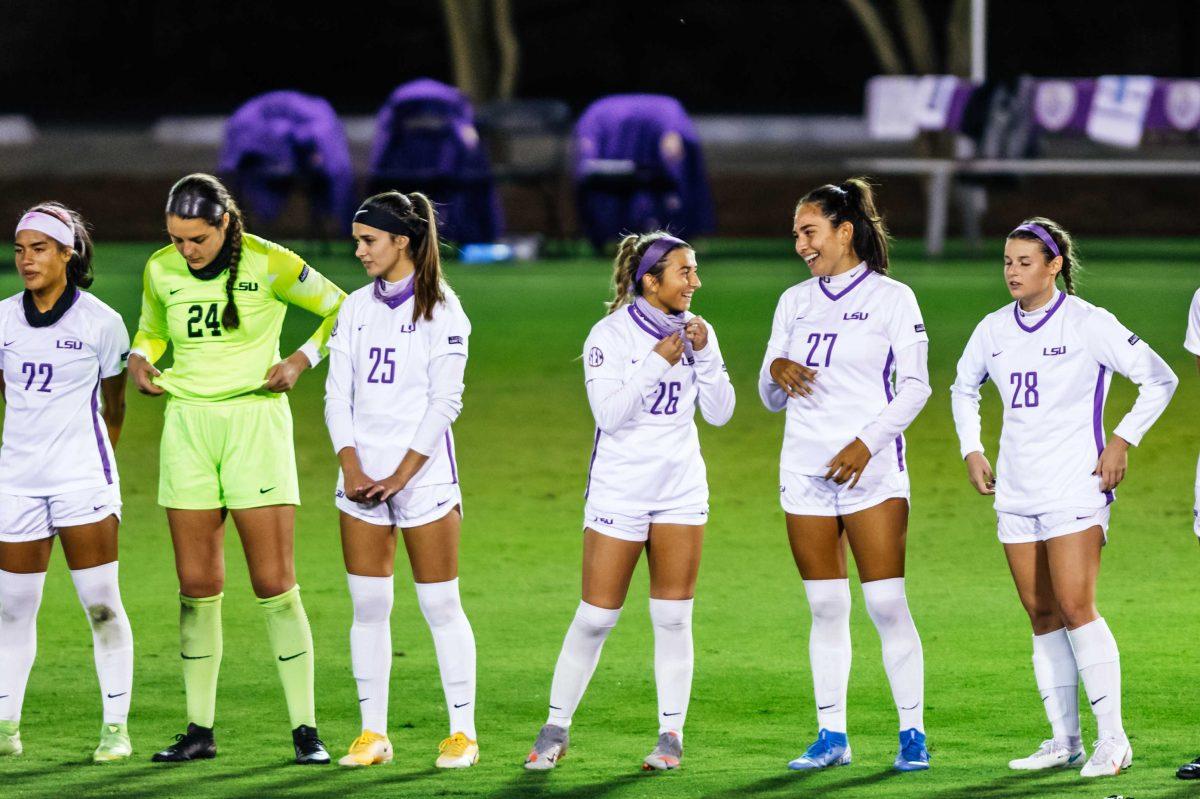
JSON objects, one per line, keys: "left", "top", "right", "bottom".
{"left": 159, "top": 393, "right": 301, "bottom": 510}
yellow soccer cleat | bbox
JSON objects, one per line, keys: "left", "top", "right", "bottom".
{"left": 0, "top": 720, "right": 22, "bottom": 757}
{"left": 436, "top": 732, "right": 479, "bottom": 769}
{"left": 338, "top": 730, "right": 393, "bottom": 767}
{"left": 93, "top": 723, "right": 132, "bottom": 762}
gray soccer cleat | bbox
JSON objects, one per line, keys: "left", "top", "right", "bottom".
{"left": 642, "top": 731, "right": 682, "bottom": 770}
{"left": 524, "top": 723, "right": 569, "bottom": 770}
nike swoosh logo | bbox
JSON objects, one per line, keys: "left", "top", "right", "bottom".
{"left": 259, "top": 487, "right": 275, "bottom": 494}
{"left": 437, "top": 499, "right": 450, "bottom": 507}
{"left": 93, "top": 505, "right": 105, "bottom": 511}
{"left": 453, "top": 702, "right": 471, "bottom": 708}
{"left": 169, "top": 288, "right": 183, "bottom": 295}
{"left": 1076, "top": 514, "right": 1091, "bottom": 520}
{"left": 991, "top": 351, "right": 1003, "bottom": 356}
{"left": 180, "top": 653, "right": 211, "bottom": 660}
{"left": 357, "top": 325, "right": 366, "bottom": 331}
{"left": 817, "top": 704, "right": 836, "bottom": 710}
{"left": 106, "top": 692, "right": 127, "bottom": 699}
{"left": 662, "top": 711, "right": 682, "bottom": 717}
{"left": 2, "top": 341, "right": 14, "bottom": 347}
{"left": 359, "top": 697, "right": 370, "bottom": 703}
{"left": 279, "top": 651, "right": 307, "bottom": 662}
{"left": 1091, "top": 695, "right": 1107, "bottom": 706}
{"left": 549, "top": 705, "right": 562, "bottom": 711}
{"left": 900, "top": 702, "right": 921, "bottom": 710}
{"left": 0, "top": 695, "right": 8, "bottom": 699}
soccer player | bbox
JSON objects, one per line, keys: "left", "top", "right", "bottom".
{"left": 1176, "top": 284, "right": 1200, "bottom": 781}
{"left": 524, "top": 232, "right": 735, "bottom": 772}
{"left": 324, "top": 192, "right": 478, "bottom": 770}
{"left": 0, "top": 203, "right": 133, "bottom": 762}
{"left": 760, "top": 179, "right": 932, "bottom": 773}
{"left": 126, "top": 174, "right": 346, "bottom": 765}
{"left": 951, "top": 218, "right": 1177, "bottom": 778}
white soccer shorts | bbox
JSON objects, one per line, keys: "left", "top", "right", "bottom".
{"left": 335, "top": 478, "right": 462, "bottom": 529}
{"left": 582, "top": 503, "right": 709, "bottom": 543}
{"left": 0, "top": 484, "right": 123, "bottom": 543}
{"left": 779, "top": 466, "right": 910, "bottom": 517}
{"left": 996, "top": 506, "right": 1111, "bottom": 545}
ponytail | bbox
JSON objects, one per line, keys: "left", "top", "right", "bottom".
{"left": 355, "top": 190, "right": 446, "bottom": 321}
{"left": 166, "top": 173, "right": 245, "bottom": 329}
{"left": 795, "top": 176, "right": 890, "bottom": 274}
{"left": 605, "top": 231, "right": 689, "bottom": 314}
{"left": 23, "top": 202, "right": 94, "bottom": 288}
{"left": 1006, "top": 216, "right": 1081, "bottom": 296}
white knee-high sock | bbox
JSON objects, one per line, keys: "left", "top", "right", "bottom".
{"left": 415, "top": 578, "right": 476, "bottom": 740}
{"left": 0, "top": 570, "right": 46, "bottom": 723}
{"left": 1068, "top": 617, "right": 1124, "bottom": 741}
{"left": 347, "top": 573, "right": 394, "bottom": 735}
{"left": 650, "top": 598, "right": 693, "bottom": 737}
{"left": 803, "top": 579, "right": 851, "bottom": 734}
{"left": 1031, "top": 628, "right": 1081, "bottom": 749}
{"left": 70, "top": 562, "right": 134, "bottom": 725}
{"left": 547, "top": 601, "right": 621, "bottom": 729}
{"left": 862, "top": 577, "right": 924, "bottom": 732}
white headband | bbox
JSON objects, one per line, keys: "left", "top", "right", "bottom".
{"left": 16, "top": 211, "right": 74, "bottom": 248}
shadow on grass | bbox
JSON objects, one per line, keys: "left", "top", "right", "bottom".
{"left": 700, "top": 766, "right": 901, "bottom": 798}
{"left": 488, "top": 769, "right": 656, "bottom": 799}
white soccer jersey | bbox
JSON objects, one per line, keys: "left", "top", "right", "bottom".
{"left": 1186, "top": 287, "right": 1200, "bottom": 357}
{"left": 758, "top": 264, "right": 930, "bottom": 477}
{"left": 951, "top": 290, "right": 1177, "bottom": 515}
{"left": 582, "top": 305, "right": 735, "bottom": 513}
{"left": 0, "top": 290, "right": 128, "bottom": 495}
{"left": 324, "top": 281, "right": 469, "bottom": 489}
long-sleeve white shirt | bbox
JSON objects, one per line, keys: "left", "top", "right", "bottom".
{"left": 582, "top": 305, "right": 734, "bottom": 512}
{"left": 759, "top": 264, "right": 931, "bottom": 477}
{"left": 324, "top": 282, "right": 469, "bottom": 488}
{"left": 950, "top": 291, "right": 1177, "bottom": 515}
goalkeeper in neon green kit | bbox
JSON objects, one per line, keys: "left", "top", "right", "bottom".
{"left": 128, "top": 174, "right": 346, "bottom": 765}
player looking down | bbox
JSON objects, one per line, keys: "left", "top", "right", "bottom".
{"left": 950, "top": 218, "right": 1177, "bottom": 778}
{"left": 324, "top": 191, "right": 478, "bottom": 770}
{"left": 0, "top": 203, "right": 134, "bottom": 762}
{"left": 760, "top": 179, "right": 932, "bottom": 773}
{"left": 127, "top": 174, "right": 345, "bottom": 765}
{"left": 524, "top": 231, "right": 735, "bottom": 772}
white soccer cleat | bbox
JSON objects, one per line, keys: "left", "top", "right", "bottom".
{"left": 1079, "top": 737, "right": 1132, "bottom": 777}
{"left": 642, "top": 731, "right": 682, "bottom": 771}
{"left": 1008, "top": 739, "right": 1086, "bottom": 770}
{"left": 524, "top": 723, "right": 568, "bottom": 770}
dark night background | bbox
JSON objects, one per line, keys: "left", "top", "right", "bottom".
{"left": 2, "top": 0, "right": 1198, "bottom": 122}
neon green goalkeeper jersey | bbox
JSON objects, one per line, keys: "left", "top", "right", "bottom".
{"left": 131, "top": 233, "right": 346, "bottom": 402}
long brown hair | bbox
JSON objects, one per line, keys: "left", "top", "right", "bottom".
{"left": 606, "top": 231, "right": 690, "bottom": 314}
{"left": 1007, "top": 216, "right": 1082, "bottom": 295}
{"left": 166, "top": 173, "right": 245, "bottom": 329}
{"left": 357, "top": 191, "right": 446, "bottom": 321}
{"left": 21, "top": 202, "right": 94, "bottom": 288}
{"left": 795, "top": 177, "right": 890, "bottom": 274}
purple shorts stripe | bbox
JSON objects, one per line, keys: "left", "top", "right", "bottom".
{"left": 881, "top": 348, "right": 905, "bottom": 471}
{"left": 444, "top": 431, "right": 459, "bottom": 484}
{"left": 583, "top": 427, "right": 601, "bottom": 499}
{"left": 1092, "top": 365, "right": 1115, "bottom": 504}
{"left": 90, "top": 378, "right": 114, "bottom": 485}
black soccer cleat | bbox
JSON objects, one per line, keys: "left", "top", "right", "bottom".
{"left": 152, "top": 723, "right": 216, "bottom": 762}
{"left": 1178, "top": 755, "right": 1200, "bottom": 779}
{"left": 293, "top": 725, "right": 331, "bottom": 765}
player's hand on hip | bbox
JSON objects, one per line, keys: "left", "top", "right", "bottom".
{"left": 1094, "top": 434, "right": 1129, "bottom": 492}
{"left": 964, "top": 451, "right": 995, "bottom": 495}
{"left": 684, "top": 317, "right": 709, "bottom": 351}
{"left": 264, "top": 351, "right": 309, "bottom": 393}
{"left": 769, "top": 357, "right": 817, "bottom": 398}
{"left": 653, "top": 333, "right": 685, "bottom": 366}
{"left": 825, "top": 438, "right": 871, "bottom": 488}
{"left": 127, "top": 353, "right": 164, "bottom": 396}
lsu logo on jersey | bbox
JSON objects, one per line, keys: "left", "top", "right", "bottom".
{"left": 397, "top": 323, "right": 416, "bottom": 333}
{"left": 587, "top": 346, "right": 604, "bottom": 367}
{"left": 842, "top": 311, "right": 869, "bottom": 321}
{"left": 1042, "top": 345, "right": 1067, "bottom": 356}
{"left": 56, "top": 338, "right": 83, "bottom": 350}
{"left": 235, "top": 281, "right": 259, "bottom": 292}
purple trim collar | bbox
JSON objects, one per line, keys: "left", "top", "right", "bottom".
{"left": 626, "top": 303, "right": 662, "bottom": 337}
{"left": 818, "top": 268, "right": 871, "bottom": 301}
{"left": 1013, "top": 291, "right": 1065, "bottom": 333}
{"left": 373, "top": 277, "right": 415, "bottom": 309}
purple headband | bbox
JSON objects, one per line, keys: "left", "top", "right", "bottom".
{"left": 633, "top": 236, "right": 687, "bottom": 287}
{"left": 1012, "top": 224, "right": 1061, "bottom": 259}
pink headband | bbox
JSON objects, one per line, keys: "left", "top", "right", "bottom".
{"left": 16, "top": 211, "right": 74, "bottom": 248}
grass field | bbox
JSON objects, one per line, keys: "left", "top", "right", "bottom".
{"left": 1, "top": 239, "right": 1198, "bottom": 799}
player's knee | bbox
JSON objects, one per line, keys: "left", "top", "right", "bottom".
{"left": 251, "top": 577, "right": 295, "bottom": 599}
{"left": 352, "top": 591, "right": 393, "bottom": 625}
{"left": 808, "top": 595, "right": 850, "bottom": 624}
{"left": 417, "top": 592, "right": 462, "bottom": 628}
{"left": 1057, "top": 599, "right": 1097, "bottom": 630}
{"left": 180, "top": 577, "right": 223, "bottom": 599}
{"left": 573, "top": 601, "right": 621, "bottom": 639}
{"left": 1026, "top": 607, "right": 1062, "bottom": 634}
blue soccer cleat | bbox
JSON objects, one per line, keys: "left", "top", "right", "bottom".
{"left": 894, "top": 728, "right": 930, "bottom": 771}
{"left": 788, "top": 729, "right": 851, "bottom": 770}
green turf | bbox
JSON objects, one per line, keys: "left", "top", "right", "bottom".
{"left": 1, "top": 240, "right": 1198, "bottom": 799}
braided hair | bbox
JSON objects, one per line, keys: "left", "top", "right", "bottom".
{"left": 795, "top": 177, "right": 891, "bottom": 274}
{"left": 606, "top": 231, "right": 685, "bottom": 314}
{"left": 166, "top": 173, "right": 245, "bottom": 329}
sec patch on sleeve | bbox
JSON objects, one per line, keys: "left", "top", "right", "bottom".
{"left": 448, "top": 335, "right": 463, "bottom": 345}
{"left": 587, "top": 346, "right": 604, "bottom": 367}
{"left": 914, "top": 323, "right": 926, "bottom": 333}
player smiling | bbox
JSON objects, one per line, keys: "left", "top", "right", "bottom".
{"left": 127, "top": 174, "right": 345, "bottom": 765}
{"left": 951, "top": 217, "right": 1177, "bottom": 778}
{"left": 324, "top": 191, "right": 478, "bottom": 769}
{"left": 0, "top": 203, "right": 134, "bottom": 763}
{"left": 524, "top": 231, "right": 735, "bottom": 772}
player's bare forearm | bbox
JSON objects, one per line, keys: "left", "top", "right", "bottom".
{"left": 0, "top": 370, "right": 5, "bottom": 400}
{"left": 391, "top": 448, "right": 430, "bottom": 486}
{"left": 101, "top": 373, "right": 127, "bottom": 446}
